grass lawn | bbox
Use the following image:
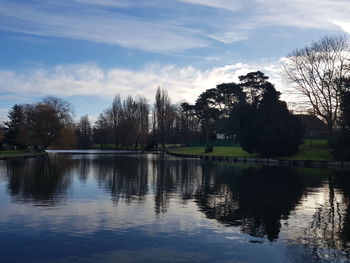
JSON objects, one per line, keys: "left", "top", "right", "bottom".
{"left": 168, "top": 146, "right": 254, "bottom": 158}
{"left": 168, "top": 144, "right": 334, "bottom": 161}
{"left": 0, "top": 150, "right": 27, "bottom": 158}
{"left": 281, "top": 149, "right": 334, "bottom": 161}
{"left": 0, "top": 150, "right": 45, "bottom": 159}
{"left": 300, "top": 139, "right": 329, "bottom": 149}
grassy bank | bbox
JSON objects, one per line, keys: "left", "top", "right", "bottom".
{"left": 167, "top": 140, "right": 334, "bottom": 161}
{"left": 0, "top": 150, "right": 46, "bottom": 159}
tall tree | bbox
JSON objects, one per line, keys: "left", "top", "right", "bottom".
{"left": 283, "top": 35, "right": 350, "bottom": 131}
{"left": 330, "top": 77, "right": 350, "bottom": 160}
{"left": 94, "top": 95, "right": 150, "bottom": 149}
{"left": 179, "top": 102, "right": 200, "bottom": 143}
{"left": 93, "top": 112, "right": 112, "bottom": 148}
{"left": 4, "top": 104, "right": 26, "bottom": 148}
{"left": 77, "top": 115, "right": 93, "bottom": 148}
{"left": 338, "top": 78, "right": 350, "bottom": 129}
{"left": 154, "top": 87, "right": 174, "bottom": 148}
{"left": 108, "top": 94, "right": 122, "bottom": 145}
{"left": 136, "top": 96, "right": 150, "bottom": 148}
{"left": 232, "top": 72, "right": 304, "bottom": 157}
{"left": 191, "top": 82, "right": 245, "bottom": 142}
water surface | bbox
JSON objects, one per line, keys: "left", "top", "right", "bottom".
{"left": 0, "top": 153, "right": 349, "bottom": 263}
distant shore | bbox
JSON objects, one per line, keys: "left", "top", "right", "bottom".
{"left": 0, "top": 150, "right": 47, "bottom": 160}
{"left": 2, "top": 148, "right": 348, "bottom": 168}
{"left": 166, "top": 146, "right": 350, "bottom": 168}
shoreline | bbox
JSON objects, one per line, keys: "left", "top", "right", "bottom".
{"left": 2, "top": 149, "right": 348, "bottom": 168}
{"left": 165, "top": 150, "right": 350, "bottom": 169}
{"left": 0, "top": 151, "right": 47, "bottom": 160}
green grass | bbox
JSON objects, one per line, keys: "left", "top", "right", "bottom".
{"left": 300, "top": 139, "right": 329, "bottom": 149}
{"left": 168, "top": 144, "right": 334, "bottom": 161}
{"left": 281, "top": 149, "right": 334, "bottom": 161}
{"left": 90, "top": 144, "right": 144, "bottom": 150}
{"left": 0, "top": 150, "right": 46, "bottom": 158}
{"left": 0, "top": 150, "right": 27, "bottom": 158}
{"left": 168, "top": 146, "right": 254, "bottom": 157}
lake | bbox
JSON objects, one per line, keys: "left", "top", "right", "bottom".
{"left": 0, "top": 153, "right": 349, "bottom": 263}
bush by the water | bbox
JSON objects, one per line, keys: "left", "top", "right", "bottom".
{"left": 330, "top": 131, "right": 350, "bottom": 161}
{"left": 204, "top": 145, "right": 213, "bottom": 153}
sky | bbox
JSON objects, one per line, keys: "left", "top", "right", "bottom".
{"left": 1, "top": 0, "right": 350, "bottom": 122}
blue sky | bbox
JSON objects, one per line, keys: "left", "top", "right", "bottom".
{"left": 1, "top": 0, "right": 350, "bottom": 122}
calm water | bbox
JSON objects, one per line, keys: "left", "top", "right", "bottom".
{"left": 1, "top": 153, "right": 350, "bottom": 263}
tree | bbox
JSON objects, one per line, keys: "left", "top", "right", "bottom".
{"left": 52, "top": 124, "right": 77, "bottom": 149}
{"left": 25, "top": 97, "right": 74, "bottom": 150}
{"left": 108, "top": 95, "right": 122, "bottom": 145}
{"left": 283, "top": 35, "right": 350, "bottom": 131}
{"left": 194, "top": 89, "right": 222, "bottom": 142}
{"left": 154, "top": 87, "right": 175, "bottom": 148}
{"left": 178, "top": 102, "right": 200, "bottom": 144}
{"left": 93, "top": 95, "right": 150, "bottom": 149}
{"left": 0, "top": 125, "right": 5, "bottom": 149}
{"left": 76, "top": 115, "right": 93, "bottom": 148}
{"left": 329, "top": 77, "right": 350, "bottom": 160}
{"left": 232, "top": 72, "right": 304, "bottom": 157}
{"left": 338, "top": 78, "right": 350, "bottom": 129}
{"left": 93, "top": 112, "right": 112, "bottom": 148}
{"left": 135, "top": 96, "right": 150, "bottom": 148}
{"left": 4, "top": 104, "right": 26, "bottom": 148}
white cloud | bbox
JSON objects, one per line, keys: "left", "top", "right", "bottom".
{"left": 0, "top": 108, "right": 9, "bottom": 124}
{"left": 333, "top": 21, "right": 350, "bottom": 34}
{"left": 0, "top": 61, "right": 286, "bottom": 105}
{"left": 177, "top": 0, "right": 241, "bottom": 11}
{"left": 207, "top": 31, "right": 248, "bottom": 44}
{"left": 1, "top": 0, "right": 350, "bottom": 52}
{"left": 252, "top": 0, "right": 350, "bottom": 31}
{"left": 179, "top": 0, "right": 350, "bottom": 43}
{"left": 70, "top": 0, "right": 129, "bottom": 7}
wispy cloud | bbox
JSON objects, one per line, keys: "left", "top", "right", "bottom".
{"left": 0, "top": 0, "right": 349, "bottom": 52}
{"left": 0, "top": 1, "right": 209, "bottom": 52}
{"left": 177, "top": 0, "right": 242, "bottom": 11}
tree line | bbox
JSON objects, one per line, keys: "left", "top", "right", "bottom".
{"left": 1, "top": 35, "right": 350, "bottom": 159}
{"left": 0, "top": 72, "right": 304, "bottom": 157}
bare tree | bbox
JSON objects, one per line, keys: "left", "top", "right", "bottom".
{"left": 136, "top": 96, "right": 150, "bottom": 148}
{"left": 93, "top": 112, "right": 112, "bottom": 147}
{"left": 25, "top": 97, "right": 74, "bottom": 150}
{"left": 154, "top": 87, "right": 175, "bottom": 148}
{"left": 77, "top": 115, "right": 93, "bottom": 148}
{"left": 109, "top": 95, "right": 122, "bottom": 145}
{"left": 283, "top": 35, "right": 350, "bottom": 131}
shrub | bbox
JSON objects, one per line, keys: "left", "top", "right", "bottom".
{"left": 329, "top": 131, "right": 350, "bottom": 161}
{"left": 204, "top": 145, "right": 213, "bottom": 153}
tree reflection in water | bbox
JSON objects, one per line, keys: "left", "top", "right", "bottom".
{"left": 289, "top": 172, "right": 350, "bottom": 262}
{"left": 94, "top": 154, "right": 149, "bottom": 205}
{"left": 194, "top": 162, "right": 325, "bottom": 241}
{"left": 4, "top": 153, "right": 350, "bottom": 262}
{"left": 5, "top": 155, "right": 74, "bottom": 205}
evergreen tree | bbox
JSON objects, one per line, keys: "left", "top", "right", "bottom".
{"left": 232, "top": 72, "right": 304, "bottom": 157}
{"left": 4, "top": 104, "right": 26, "bottom": 148}
{"left": 330, "top": 78, "right": 350, "bottom": 160}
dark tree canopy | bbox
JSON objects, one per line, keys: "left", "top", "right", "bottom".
{"left": 4, "top": 97, "right": 74, "bottom": 150}
{"left": 232, "top": 72, "right": 305, "bottom": 157}
{"left": 25, "top": 97, "right": 74, "bottom": 150}
{"left": 76, "top": 115, "right": 93, "bottom": 148}
{"left": 4, "top": 104, "right": 26, "bottom": 148}
{"left": 330, "top": 77, "right": 350, "bottom": 160}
